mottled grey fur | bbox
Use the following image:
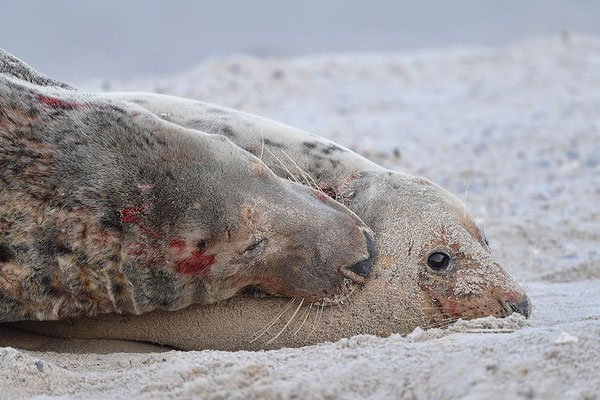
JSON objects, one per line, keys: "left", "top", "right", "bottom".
{"left": 0, "top": 52, "right": 376, "bottom": 322}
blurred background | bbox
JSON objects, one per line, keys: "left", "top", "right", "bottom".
{"left": 1, "top": 0, "right": 598, "bottom": 83}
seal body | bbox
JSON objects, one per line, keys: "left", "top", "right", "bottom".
{"left": 0, "top": 57, "right": 378, "bottom": 322}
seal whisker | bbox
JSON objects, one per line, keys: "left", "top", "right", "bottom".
{"left": 463, "top": 177, "right": 471, "bottom": 219}
{"left": 310, "top": 300, "right": 325, "bottom": 335}
{"left": 259, "top": 128, "right": 265, "bottom": 161}
{"left": 423, "top": 317, "right": 461, "bottom": 329}
{"left": 280, "top": 149, "right": 315, "bottom": 189}
{"left": 266, "top": 298, "right": 304, "bottom": 345}
{"left": 292, "top": 302, "right": 312, "bottom": 336}
{"left": 317, "top": 301, "right": 325, "bottom": 329}
{"left": 264, "top": 146, "right": 301, "bottom": 184}
{"left": 309, "top": 301, "right": 320, "bottom": 333}
{"left": 280, "top": 149, "right": 325, "bottom": 195}
{"left": 524, "top": 250, "right": 533, "bottom": 294}
{"left": 250, "top": 298, "right": 295, "bottom": 343}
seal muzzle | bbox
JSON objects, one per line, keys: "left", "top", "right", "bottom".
{"left": 340, "top": 231, "right": 376, "bottom": 281}
{"left": 506, "top": 294, "right": 532, "bottom": 318}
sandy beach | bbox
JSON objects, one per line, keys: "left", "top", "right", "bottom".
{"left": 1, "top": 34, "right": 599, "bottom": 399}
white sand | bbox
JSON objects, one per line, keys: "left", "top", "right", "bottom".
{"left": 1, "top": 34, "right": 599, "bottom": 399}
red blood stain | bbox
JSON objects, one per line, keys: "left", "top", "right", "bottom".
{"left": 120, "top": 206, "right": 143, "bottom": 224}
{"left": 169, "top": 240, "right": 187, "bottom": 257}
{"left": 120, "top": 206, "right": 162, "bottom": 239}
{"left": 139, "top": 226, "right": 162, "bottom": 240}
{"left": 176, "top": 246, "right": 216, "bottom": 275}
{"left": 37, "top": 94, "right": 84, "bottom": 110}
{"left": 127, "top": 240, "right": 145, "bottom": 257}
{"left": 169, "top": 239, "right": 186, "bottom": 248}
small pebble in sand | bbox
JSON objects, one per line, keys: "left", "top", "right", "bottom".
{"left": 553, "top": 332, "right": 579, "bottom": 345}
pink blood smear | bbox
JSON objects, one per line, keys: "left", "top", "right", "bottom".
{"left": 37, "top": 94, "right": 84, "bottom": 110}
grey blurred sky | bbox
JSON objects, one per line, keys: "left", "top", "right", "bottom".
{"left": 1, "top": 0, "right": 598, "bottom": 82}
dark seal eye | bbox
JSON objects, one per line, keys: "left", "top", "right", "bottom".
{"left": 427, "top": 252, "right": 451, "bottom": 271}
{"left": 242, "top": 238, "right": 267, "bottom": 254}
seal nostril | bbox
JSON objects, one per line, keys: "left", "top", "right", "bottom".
{"left": 506, "top": 295, "right": 531, "bottom": 319}
{"left": 343, "top": 231, "right": 376, "bottom": 278}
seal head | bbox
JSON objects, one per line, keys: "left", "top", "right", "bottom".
{"left": 344, "top": 171, "right": 531, "bottom": 329}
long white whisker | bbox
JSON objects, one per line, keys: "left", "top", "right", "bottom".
{"left": 250, "top": 298, "right": 295, "bottom": 343}
{"left": 280, "top": 149, "right": 317, "bottom": 190}
{"left": 293, "top": 302, "right": 313, "bottom": 336}
{"left": 259, "top": 128, "right": 265, "bottom": 161}
{"left": 266, "top": 298, "right": 304, "bottom": 345}
{"left": 463, "top": 177, "right": 471, "bottom": 219}
{"left": 264, "top": 146, "right": 301, "bottom": 184}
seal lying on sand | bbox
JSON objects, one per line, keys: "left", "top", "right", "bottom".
{"left": 0, "top": 54, "right": 377, "bottom": 322}
{"left": 11, "top": 92, "right": 532, "bottom": 350}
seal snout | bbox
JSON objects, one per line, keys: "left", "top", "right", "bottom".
{"left": 340, "top": 231, "right": 376, "bottom": 281}
{"left": 506, "top": 294, "right": 531, "bottom": 318}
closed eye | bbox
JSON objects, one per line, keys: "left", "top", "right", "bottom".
{"left": 242, "top": 238, "right": 267, "bottom": 254}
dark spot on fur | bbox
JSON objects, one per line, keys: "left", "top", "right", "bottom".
{"left": 205, "top": 106, "right": 227, "bottom": 115}
{"left": 0, "top": 244, "right": 13, "bottom": 262}
{"left": 220, "top": 125, "right": 236, "bottom": 138}
{"left": 263, "top": 138, "right": 286, "bottom": 148}
{"left": 99, "top": 213, "right": 124, "bottom": 233}
{"left": 303, "top": 142, "right": 317, "bottom": 149}
{"left": 322, "top": 144, "right": 344, "bottom": 155}
{"left": 53, "top": 243, "right": 73, "bottom": 256}
{"left": 131, "top": 99, "right": 148, "bottom": 105}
